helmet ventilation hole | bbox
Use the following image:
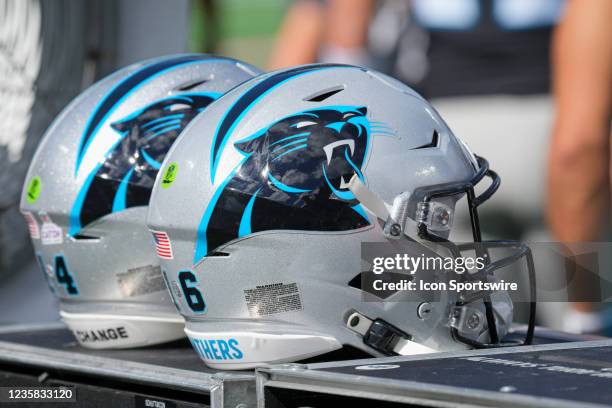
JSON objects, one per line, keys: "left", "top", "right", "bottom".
{"left": 348, "top": 272, "right": 365, "bottom": 289}
{"left": 72, "top": 233, "right": 100, "bottom": 241}
{"left": 175, "top": 78, "right": 209, "bottom": 91}
{"left": 304, "top": 86, "right": 345, "bottom": 102}
{"left": 411, "top": 130, "right": 440, "bottom": 150}
{"left": 208, "top": 251, "right": 230, "bottom": 257}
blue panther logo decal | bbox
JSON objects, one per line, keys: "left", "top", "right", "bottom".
{"left": 196, "top": 105, "right": 374, "bottom": 259}
{"left": 70, "top": 93, "right": 216, "bottom": 235}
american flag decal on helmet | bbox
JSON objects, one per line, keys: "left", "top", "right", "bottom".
{"left": 151, "top": 230, "right": 173, "bottom": 259}
{"left": 22, "top": 212, "right": 40, "bottom": 239}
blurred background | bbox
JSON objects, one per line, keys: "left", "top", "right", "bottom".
{"left": 1, "top": 0, "right": 610, "bottom": 335}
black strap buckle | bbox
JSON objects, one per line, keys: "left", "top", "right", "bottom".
{"left": 363, "top": 319, "right": 411, "bottom": 355}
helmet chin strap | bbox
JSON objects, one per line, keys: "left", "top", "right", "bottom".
{"left": 348, "top": 175, "right": 413, "bottom": 240}
{"left": 347, "top": 177, "right": 438, "bottom": 355}
{"left": 348, "top": 174, "right": 391, "bottom": 220}
{"left": 346, "top": 311, "right": 436, "bottom": 356}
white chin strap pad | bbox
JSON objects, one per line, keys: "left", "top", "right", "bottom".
{"left": 348, "top": 174, "right": 391, "bottom": 221}
{"left": 394, "top": 337, "right": 438, "bottom": 355}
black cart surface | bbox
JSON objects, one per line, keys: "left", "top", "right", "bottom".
{"left": 0, "top": 323, "right": 254, "bottom": 407}
{"left": 0, "top": 322, "right": 603, "bottom": 408}
{"left": 257, "top": 338, "right": 612, "bottom": 408}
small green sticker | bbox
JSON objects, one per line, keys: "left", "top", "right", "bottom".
{"left": 161, "top": 162, "right": 178, "bottom": 189}
{"left": 26, "top": 176, "right": 41, "bottom": 204}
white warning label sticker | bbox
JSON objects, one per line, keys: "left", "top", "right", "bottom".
{"left": 244, "top": 282, "right": 303, "bottom": 316}
{"left": 117, "top": 265, "right": 166, "bottom": 297}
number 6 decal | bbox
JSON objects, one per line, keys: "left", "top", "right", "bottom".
{"left": 178, "top": 270, "right": 206, "bottom": 313}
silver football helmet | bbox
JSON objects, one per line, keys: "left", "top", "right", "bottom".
{"left": 20, "top": 54, "right": 261, "bottom": 349}
{"left": 147, "top": 64, "right": 536, "bottom": 368}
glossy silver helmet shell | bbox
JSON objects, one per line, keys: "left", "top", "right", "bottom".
{"left": 147, "top": 64, "right": 528, "bottom": 368}
{"left": 20, "top": 54, "right": 262, "bottom": 349}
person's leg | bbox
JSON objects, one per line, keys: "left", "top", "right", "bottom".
{"left": 547, "top": 0, "right": 612, "bottom": 333}
{"left": 268, "top": 0, "right": 326, "bottom": 70}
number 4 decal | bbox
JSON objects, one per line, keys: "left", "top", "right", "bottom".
{"left": 54, "top": 255, "right": 79, "bottom": 295}
{"left": 178, "top": 270, "right": 206, "bottom": 313}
